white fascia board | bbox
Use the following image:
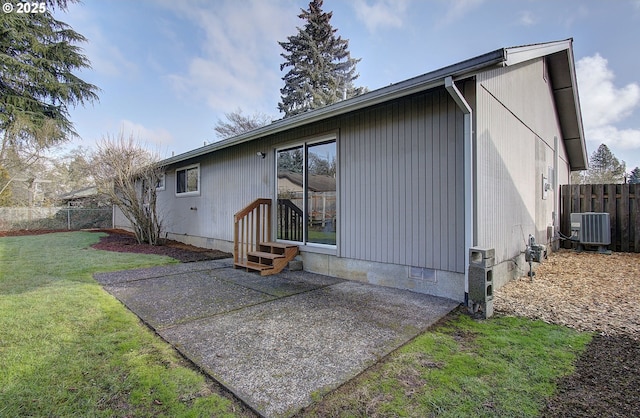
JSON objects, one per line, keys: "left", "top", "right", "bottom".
{"left": 504, "top": 39, "right": 572, "bottom": 67}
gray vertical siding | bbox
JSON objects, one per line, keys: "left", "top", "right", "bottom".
{"left": 157, "top": 87, "right": 466, "bottom": 274}
{"left": 475, "top": 58, "right": 571, "bottom": 263}
{"left": 157, "top": 140, "right": 274, "bottom": 243}
{"left": 339, "top": 88, "right": 465, "bottom": 273}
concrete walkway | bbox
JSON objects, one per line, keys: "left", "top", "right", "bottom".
{"left": 94, "top": 260, "right": 458, "bottom": 417}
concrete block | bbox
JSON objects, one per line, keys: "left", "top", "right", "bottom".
{"left": 469, "top": 247, "right": 495, "bottom": 265}
{"left": 484, "top": 299, "right": 494, "bottom": 318}
{"left": 468, "top": 265, "right": 493, "bottom": 302}
{"left": 287, "top": 259, "right": 303, "bottom": 271}
{"left": 470, "top": 256, "right": 495, "bottom": 268}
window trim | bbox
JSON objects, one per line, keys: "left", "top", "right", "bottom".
{"left": 175, "top": 164, "right": 200, "bottom": 196}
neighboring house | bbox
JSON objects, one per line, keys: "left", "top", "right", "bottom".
{"left": 58, "top": 186, "right": 109, "bottom": 208}
{"left": 115, "top": 39, "right": 586, "bottom": 303}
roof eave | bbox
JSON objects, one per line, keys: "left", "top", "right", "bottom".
{"left": 161, "top": 49, "right": 507, "bottom": 167}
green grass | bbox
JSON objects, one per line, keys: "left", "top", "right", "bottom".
{"left": 0, "top": 232, "right": 239, "bottom": 417}
{"left": 1, "top": 232, "right": 593, "bottom": 417}
{"left": 306, "top": 311, "right": 592, "bottom": 417}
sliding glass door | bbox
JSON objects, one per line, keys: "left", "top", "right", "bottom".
{"left": 276, "top": 146, "right": 304, "bottom": 242}
{"left": 276, "top": 138, "right": 336, "bottom": 247}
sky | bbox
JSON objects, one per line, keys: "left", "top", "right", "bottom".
{"left": 55, "top": 0, "right": 640, "bottom": 171}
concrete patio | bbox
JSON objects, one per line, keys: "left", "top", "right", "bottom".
{"left": 94, "top": 260, "right": 458, "bottom": 417}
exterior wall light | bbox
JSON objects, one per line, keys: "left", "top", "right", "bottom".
{"left": 256, "top": 152, "right": 266, "bottom": 159}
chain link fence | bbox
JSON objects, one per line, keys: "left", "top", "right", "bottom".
{"left": 0, "top": 207, "right": 113, "bottom": 231}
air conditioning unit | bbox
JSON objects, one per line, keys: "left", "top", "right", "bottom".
{"left": 570, "top": 212, "right": 611, "bottom": 246}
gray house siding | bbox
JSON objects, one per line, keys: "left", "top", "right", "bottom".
{"left": 475, "top": 58, "right": 571, "bottom": 287}
{"left": 339, "top": 87, "right": 465, "bottom": 273}
{"left": 113, "top": 41, "right": 585, "bottom": 304}
{"left": 118, "top": 88, "right": 467, "bottom": 299}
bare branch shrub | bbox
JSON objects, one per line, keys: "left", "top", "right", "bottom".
{"left": 92, "top": 133, "right": 164, "bottom": 245}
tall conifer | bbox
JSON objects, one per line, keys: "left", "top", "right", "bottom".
{"left": 278, "top": 0, "right": 364, "bottom": 117}
{"left": 0, "top": 0, "right": 98, "bottom": 160}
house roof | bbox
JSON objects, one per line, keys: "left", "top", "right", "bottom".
{"left": 278, "top": 171, "right": 336, "bottom": 192}
{"left": 163, "top": 39, "right": 587, "bottom": 171}
{"left": 58, "top": 186, "right": 99, "bottom": 201}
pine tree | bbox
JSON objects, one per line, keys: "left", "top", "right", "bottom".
{"left": 629, "top": 167, "right": 640, "bottom": 184}
{"left": 278, "top": 0, "right": 364, "bottom": 117}
{"left": 584, "top": 144, "right": 626, "bottom": 184}
{"left": 0, "top": 0, "right": 98, "bottom": 162}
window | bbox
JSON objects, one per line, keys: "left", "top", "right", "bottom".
{"left": 176, "top": 164, "right": 200, "bottom": 195}
{"left": 156, "top": 173, "right": 166, "bottom": 191}
{"left": 277, "top": 136, "right": 336, "bottom": 246}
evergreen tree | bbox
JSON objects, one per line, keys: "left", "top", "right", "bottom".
{"left": 278, "top": 0, "right": 364, "bottom": 117}
{"left": 0, "top": 0, "right": 98, "bottom": 163}
{"left": 629, "top": 167, "right": 640, "bottom": 184}
{"left": 584, "top": 144, "right": 626, "bottom": 184}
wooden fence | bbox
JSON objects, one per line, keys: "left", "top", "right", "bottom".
{"left": 560, "top": 184, "right": 640, "bottom": 252}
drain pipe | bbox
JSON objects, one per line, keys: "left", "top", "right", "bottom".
{"left": 444, "top": 76, "right": 473, "bottom": 306}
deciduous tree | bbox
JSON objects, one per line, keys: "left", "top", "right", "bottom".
{"left": 214, "top": 108, "right": 272, "bottom": 140}
{"left": 92, "top": 134, "right": 164, "bottom": 245}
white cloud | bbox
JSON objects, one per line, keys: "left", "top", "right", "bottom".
{"left": 577, "top": 54, "right": 640, "bottom": 149}
{"left": 518, "top": 10, "right": 536, "bottom": 26}
{"left": 63, "top": 4, "right": 138, "bottom": 78}
{"left": 352, "top": 0, "right": 410, "bottom": 32}
{"left": 439, "top": 0, "right": 484, "bottom": 26}
{"left": 119, "top": 120, "right": 174, "bottom": 146}
{"left": 159, "top": 0, "right": 297, "bottom": 117}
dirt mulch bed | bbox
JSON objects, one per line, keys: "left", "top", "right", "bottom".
{"left": 0, "top": 229, "right": 71, "bottom": 237}
{"left": 542, "top": 333, "right": 640, "bottom": 417}
{"left": 495, "top": 249, "right": 640, "bottom": 417}
{"left": 495, "top": 250, "right": 640, "bottom": 338}
{"left": 90, "top": 229, "right": 232, "bottom": 263}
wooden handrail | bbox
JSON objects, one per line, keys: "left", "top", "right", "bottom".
{"left": 234, "top": 198, "right": 272, "bottom": 264}
{"left": 234, "top": 198, "right": 272, "bottom": 221}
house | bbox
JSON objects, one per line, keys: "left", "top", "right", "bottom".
{"left": 58, "top": 186, "right": 109, "bottom": 208}
{"left": 116, "top": 39, "right": 586, "bottom": 304}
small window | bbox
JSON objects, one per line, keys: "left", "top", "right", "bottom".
{"left": 156, "top": 174, "right": 166, "bottom": 191}
{"left": 176, "top": 164, "right": 200, "bottom": 195}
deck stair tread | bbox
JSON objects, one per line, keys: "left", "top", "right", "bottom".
{"left": 235, "top": 242, "right": 298, "bottom": 276}
{"left": 234, "top": 260, "right": 272, "bottom": 271}
{"left": 260, "top": 242, "right": 298, "bottom": 249}
{"left": 247, "top": 251, "right": 284, "bottom": 259}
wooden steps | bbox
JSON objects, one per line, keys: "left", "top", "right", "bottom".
{"left": 234, "top": 242, "right": 298, "bottom": 276}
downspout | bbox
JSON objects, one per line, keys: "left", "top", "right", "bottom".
{"left": 553, "top": 136, "right": 559, "bottom": 248}
{"left": 444, "top": 76, "right": 473, "bottom": 305}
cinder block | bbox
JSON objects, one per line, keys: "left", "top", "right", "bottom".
{"left": 287, "top": 259, "right": 303, "bottom": 271}
{"left": 468, "top": 265, "right": 493, "bottom": 302}
{"left": 470, "top": 256, "right": 495, "bottom": 268}
{"left": 469, "top": 247, "right": 495, "bottom": 263}
{"left": 483, "top": 299, "right": 494, "bottom": 318}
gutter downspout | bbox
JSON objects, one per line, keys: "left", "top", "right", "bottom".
{"left": 444, "top": 76, "right": 473, "bottom": 305}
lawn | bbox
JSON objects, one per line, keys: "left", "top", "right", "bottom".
{"left": 0, "top": 232, "right": 241, "bottom": 417}
{"left": 305, "top": 311, "right": 592, "bottom": 417}
{"left": 1, "top": 231, "right": 593, "bottom": 417}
